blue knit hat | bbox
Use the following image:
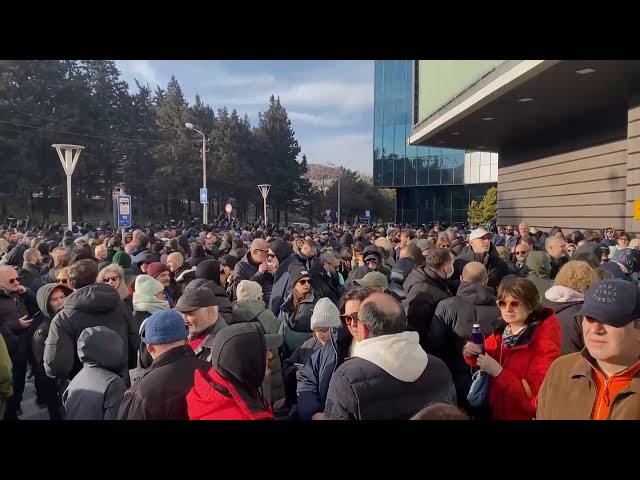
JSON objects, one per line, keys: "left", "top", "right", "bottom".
{"left": 141, "top": 310, "right": 188, "bottom": 345}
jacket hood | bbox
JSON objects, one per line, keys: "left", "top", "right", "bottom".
{"left": 524, "top": 251, "right": 551, "bottom": 278}
{"left": 544, "top": 285, "right": 584, "bottom": 303}
{"left": 456, "top": 281, "right": 496, "bottom": 306}
{"left": 211, "top": 322, "right": 266, "bottom": 391}
{"left": 353, "top": 331, "right": 427, "bottom": 382}
{"left": 36, "top": 282, "right": 73, "bottom": 318}
{"left": 612, "top": 248, "right": 640, "bottom": 274}
{"left": 76, "top": 326, "right": 124, "bottom": 371}
{"left": 64, "top": 282, "right": 122, "bottom": 314}
{"left": 232, "top": 299, "right": 266, "bottom": 323}
{"left": 362, "top": 244, "right": 382, "bottom": 261}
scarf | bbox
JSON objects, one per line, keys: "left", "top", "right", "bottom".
{"left": 133, "top": 294, "right": 169, "bottom": 314}
{"left": 502, "top": 324, "right": 526, "bottom": 348}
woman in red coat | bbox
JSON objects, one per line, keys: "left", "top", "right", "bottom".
{"left": 464, "top": 276, "right": 561, "bottom": 420}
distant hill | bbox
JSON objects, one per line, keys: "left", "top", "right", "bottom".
{"left": 305, "top": 163, "right": 373, "bottom": 190}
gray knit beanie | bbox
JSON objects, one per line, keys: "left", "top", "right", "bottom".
{"left": 310, "top": 297, "right": 341, "bottom": 330}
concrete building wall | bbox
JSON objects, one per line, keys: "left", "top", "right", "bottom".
{"left": 625, "top": 104, "right": 640, "bottom": 232}
{"left": 497, "top": 139, "right": 628, "bottom": 231}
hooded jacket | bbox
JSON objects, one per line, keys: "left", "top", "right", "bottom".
{"left": 601, "top": 226, "right": 617, "bottom": 247}
{"left": 524, "top": 251, "right": 553, "bottom": 297}
{"left": 323, "top": 331, "right": 456, "bottom": 420}
{"left": 43, "top": 282, "right": 139, "bottom": 383}
{"left": 231, "top": 299, "right": 284, "bottom": 404}
{"left": 403, "top": 265, "right": 454, "bottom": 353}
{"left": 187, "top": 323, "right": 274, "bottom": 420}
{"left": 541, "top": 285, "right": 585, "bottom": 355}
{"left": 62, "top": 326, "right": 127, "bottom": 420}
{"left": 431, "top": 281, "right": 500, "bottom": 404}
{"left": 32, "top": 283, "right": 74, "bottom": 367}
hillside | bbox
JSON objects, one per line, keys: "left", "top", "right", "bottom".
{"left": 305, "top": 163, "right": 373, "bottom": 190}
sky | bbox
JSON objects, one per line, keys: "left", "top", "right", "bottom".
{"left": 115, "top": 60, "right": 374, "bottom": 174}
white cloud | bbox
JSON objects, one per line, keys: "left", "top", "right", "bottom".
{"left": 280, "top": 81, "right": 373, "bottom": 111}
{"left": 289, "top": 111, "right": 352, "bottom": 128}
{"left": 299, "top": 133, "right": 373, "bottom": 174}
{"left": 115, "top": 60, "right": 161, "bottom": 88}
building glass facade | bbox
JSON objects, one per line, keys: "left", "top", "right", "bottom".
{"left": 374, "top": 60, "right": 497, "bottom": 225}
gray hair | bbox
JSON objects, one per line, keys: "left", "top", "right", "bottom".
{"left": 445, "top": 228, "right": 457, "bottom": 241}
{"left": 359, "top": 300, "right": 407, "bottom": 337}
{"left": 320, "top": 249, "right": 341, "bottom": 266}
{"left": 97, "top": 263, "right": 129, "bottom": 301}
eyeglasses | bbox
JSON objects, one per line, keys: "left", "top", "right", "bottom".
{"left": 57, "top": 278, "right": 68, "bottom": 284}
{"left": 497, "top": 300, "right": 522, "bottom": 310}
{"left": 515, "top": 250, "right": 527, "bottom": 255}
{"left": 340, "top": 312, "right": 360, "bottom": 326}
{"left": 298, "top": 279, "right": 311, "bottom": 285}
{"left": 266, "top": 254, "right": 276, "bottom": 260}
{"left": 103, "top": 276, "right": 119, "bottom": 282}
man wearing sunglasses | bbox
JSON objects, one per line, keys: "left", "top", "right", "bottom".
{"left": 232, "top": 239, "right": 274, "bottom": 304}
{"left": 0, "top": 265, "right": 39, "bottom": 420}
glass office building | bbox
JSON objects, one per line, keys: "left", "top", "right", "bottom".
{"left": 373, "top": 60, "right": 497, "bottom": 225}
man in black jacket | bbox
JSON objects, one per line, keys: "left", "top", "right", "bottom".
{"left": 118, "top": 310, "right": 210, "bottom": 420}
{"left": 430, "top": 262, "right": 500, "bottom": 411}
{"left": 403, "top": 248, "right": 454, "bottom": 353}
{"left": 453, "top": 228, "right": 509, "bottom": 292}
{"left": 0, "top": 265, "right": 39, "bottom": 420}
{"left": 232, "top": 239, "right": 274, "bottom": 303}
{"left": 323, "top": 293, "right": 456, "bottom": 420}
{"left": 43, "top": 260, "right": 138, "bottom": 386}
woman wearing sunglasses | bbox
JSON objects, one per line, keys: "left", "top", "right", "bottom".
{"left": 277, "top": 265, "right": 319, "bottom": 360}
{"left": 97, "top": 264, "right": 133, "bottom": 311}
{"left": 463, "top": 276, "right": 561, "bottom": 420}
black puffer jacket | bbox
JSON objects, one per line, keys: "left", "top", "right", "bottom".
{"left": 430, "top": 281, "right": 500, "bottom": 404}
{"left": 389, "top": 257, "right": 415, "bottom": 301}
{"left": 541, "top": 285, "right": 585, "bottom": 355}
{"left": 403, "top": 266, "right": 454, "bottom": 353}
{"left": 0, "top": 286, "right": 39, "bottom": 359}
{"left": 43, "top": 282, "right": 139, "bottom": 383}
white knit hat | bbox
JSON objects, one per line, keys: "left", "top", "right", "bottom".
{"left": 236, "top": 280, "right": 263, "bottom": 301}
{"left": 310, "top": 298, "right": 341, "bottom": 330}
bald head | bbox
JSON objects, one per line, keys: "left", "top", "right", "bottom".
{"left": 250, "top": 239, "right": 269, "bottom": 264}
{"left": 166, "top": 252, "right": 184, "bottom": 272}
{"left": 359, "top": 292, "right": 407, "bottom": 338}
{"left": 0, "top": 265, "right": 21, "bottom": 293}
{"left": 461, "top": 261, "right": 487, "bottom": 284}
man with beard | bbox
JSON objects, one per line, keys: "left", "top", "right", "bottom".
{"left": 546, "top": 236, "right": 569, "bottom": 280}
{"left": 311, "top": 249, "right": 343, "bottom": 307}
{"left": 20, "top": 248, "right": 45, "bottom": 293}
{"left": 453, "top": 228, "right": 509, "bottom": 292}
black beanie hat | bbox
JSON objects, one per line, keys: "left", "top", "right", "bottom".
{"left": 270, "top": 239, "right": 293, "bottom": 264}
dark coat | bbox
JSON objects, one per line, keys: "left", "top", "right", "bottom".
{"left": 403, "top": 266, "right": 454, "bottom": 353}
{"left": 232, "top": 252, "right": 274, "bottom": 304}
{"left": 268, "top": 253, "right": 307, "bottom": 314}
{"left": 32, "top": 283, "right": 74, "bottom": 367}
{"left": 310, "top": 268, "right": 342, "bottom": 307}
{"left": 430, "top": 281, "right": 500, "bottom": 405}
{"left": 323, "top": 349, "right": 456, "bottom": 420}
{"left": 388, "top": 257, "right": 415, "bottom": 302}
{"left": 0, "top": 286, "right": 39, "bottom": 361}
{"left": 281, "top": 336, "right": 322, "bottom": 408}
{"left": 43, "top": 282, "right": 139, "bottom": 383}
{"left": 118, "top": 345, "right": 210, "bottom": 420}
{"left": 297, "top": 327, "right": 352, "bottom": 420}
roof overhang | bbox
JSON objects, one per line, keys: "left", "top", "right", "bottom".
{"left": 409, "top": 60, "right": 640, "bottom": 152}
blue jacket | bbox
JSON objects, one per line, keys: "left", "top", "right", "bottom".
{"left": 296, "top": 326, "right": 352, "bottom": 420}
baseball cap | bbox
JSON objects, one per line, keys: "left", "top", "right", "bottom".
{"left": 175, "top": 287, "right": 218, "bottom": 313}
{"left": 354, "top": 271, "right": 389, "bottom": 290}
{"left": 576, "top": 279, "right": 640, "bottom": 328}
{"left": 469, "top": 228, "right": 493, "bottom": 242}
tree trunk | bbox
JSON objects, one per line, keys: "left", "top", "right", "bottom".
{"left": 188, "top": 197, "right": 192, "bottom": 216}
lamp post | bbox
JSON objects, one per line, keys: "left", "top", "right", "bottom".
{"left": 185, "top": 123, "right": 208, "bottom": 224}
{"left": 327, "top": 162, "right": 342, "bottom": 225}
{"left": 52, "top": 144, "right": 84, "bottom": 229}
{"left": 258, "top": 184, "right": 271, "bottom": 226}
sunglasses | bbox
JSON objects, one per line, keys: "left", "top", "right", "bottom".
{"left": 266, "top": 254, "right": 276, "bottom": 260}
{"left": 103, "top": 276, "right": 119, "bottom": 282}
{"left": 497, "top": 300, "right": 522, "bottom": 310}
{"left": 440, "top": 244, "right": 450, "bottom": 249}
{"left": 340, "top": 312, "right": 360, "bottom": 326}
{"left": 298, "top": 279, "right": 311, "bottom": 286}
{"left": 57, "top": 278, "right": 68, "bottom": 284}
{"left": 7, "top": 278, "right": 19, "bottom": 284}
{"left": 515, "top": 250, "right": 527, "bottom": 255}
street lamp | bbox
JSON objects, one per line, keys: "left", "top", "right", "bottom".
{"left": 258, "top": 184, "right": 270, "bottom": 226}
{"left": 327, "top": 162, "right": 342, "bottom": 225}
{"left": 185, "top": 122, "right": 208, "bottom": 224}
{"left": 52, "top": 144, "right": 84, "bottom": 229}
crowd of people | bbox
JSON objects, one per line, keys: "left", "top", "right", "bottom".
{"left": 0, "top": 217, "right": 638, "bottom": 420}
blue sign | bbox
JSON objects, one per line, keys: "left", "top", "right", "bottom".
{"left": 117, "top": 195, "right": 132, "bottom": 228}
{"left": 200, "top": 188, "right": 208, "bottom": 205}
{"left": 364, "top": 209, "right": 371, "bottom": 219}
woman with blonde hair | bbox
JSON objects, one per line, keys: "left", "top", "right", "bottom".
{"left": 42, "top": 247, "right": 70, "bottom": 283}
{"left": 94, "top": 244, "right": 108, "bottom": 262}
{"left": 541, "top": 260, "right": 598, "bottom": 355}
{"left": 97, "top": 264, "right": 133, "bottom": 310}
{"left": 55, "top": 267, "right": 71, "bottom": 287}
